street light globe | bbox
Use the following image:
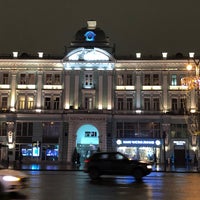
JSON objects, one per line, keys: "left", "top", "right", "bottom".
{"left": 186, "top": 64, "right": 193, "bottom": 71}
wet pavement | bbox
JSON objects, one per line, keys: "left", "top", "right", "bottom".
{"left": 8, "top": 161, "right": 200, "bottom": 173}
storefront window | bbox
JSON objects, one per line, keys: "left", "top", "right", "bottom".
{"left": 117, "top": 146, "right": 159, "bottom": 162}
{"left": 170, "top": 124, "right": 187, "bottom": 138}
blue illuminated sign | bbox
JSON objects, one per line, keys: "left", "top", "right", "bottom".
{"left": 84, "top": 31, "right": 96, "bottom": 41}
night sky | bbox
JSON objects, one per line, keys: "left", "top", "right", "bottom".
{"left": 0, "top": 0, "right": 199, "bottom": 57}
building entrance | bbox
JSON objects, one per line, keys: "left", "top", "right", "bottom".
{"left": 174, "top": 149, "right": 185, "bottom": 166}
{"left": 76, "top": 124, "right": 99, "bottom": 163}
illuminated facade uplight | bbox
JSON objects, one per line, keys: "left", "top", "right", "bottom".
{"left": 35, "top": 109, "right": 42, "bottom": 113}
{"left": 136, "top": 110, "right": 142, "bottom": 114}
{"left": 38, "top": 52, "right": 44, "bottom": 58}
{"left": 190, "top": 109, "right": 196, "bottom": 113}
{"left": 189, "top": 52, "right": 195, "bottom": 58}
{"left": 98, "top": 104, "right": 102, "bottom": 110}
{"left": 186, "top": 64, "right": 193, "bottom": 71}
{"left": 162, "top": 52, "right": 168, "bottom": 59}
{"left": 136, "top": 53, "right": 141, "bottom": 59}
{"left": 10, "top": 107, "right": 15, "bottom": 112}
{"left": 13, "top": 52, "right": 18, "bottom": 58}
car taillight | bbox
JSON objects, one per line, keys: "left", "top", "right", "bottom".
{"left": 84, "top": 159, "right": 90, "bottom": 163}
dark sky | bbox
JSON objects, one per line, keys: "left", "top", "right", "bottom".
{"left": 0, "top": 0, "right": 199, "bottom": 57}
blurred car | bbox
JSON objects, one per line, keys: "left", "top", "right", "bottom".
{"left": 84, "top": 152, "right": 152, "bottom": 180}
{"left": 0, "top": 164, "right": 29, "bottom": 193}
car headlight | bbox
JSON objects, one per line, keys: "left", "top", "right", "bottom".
{"left": 147, "top": 165, "right": 152, "bottom": 169}
{"left": 3, "top": 176, "right": 21, "bottom": 182}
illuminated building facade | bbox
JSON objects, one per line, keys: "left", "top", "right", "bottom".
{"left": 0, "top": 21, "right": 198, "bottom": 165}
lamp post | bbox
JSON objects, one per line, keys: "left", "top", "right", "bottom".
{"left": 181, "top": 56, "right": 200, "bottom": 169}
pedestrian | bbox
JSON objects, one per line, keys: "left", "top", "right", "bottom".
{"left": 154, "top": 153, "right": 157, "bottom": 165}
{"left": 194, "top": 154, "right": 198, "bottom": 167}
{"left": 76, "top": 153, "right": 80, "bottom": 166}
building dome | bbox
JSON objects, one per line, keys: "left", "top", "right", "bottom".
{"left": 70, "top": 21, "right": 111, "bottom": 49}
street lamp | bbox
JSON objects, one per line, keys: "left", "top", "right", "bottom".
{"left": 181, "top": 56, "right": 200, "bottom": 169}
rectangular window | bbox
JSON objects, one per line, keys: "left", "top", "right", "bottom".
{"left": 28, "top": 74, "right": 35, "bottom": 84}
{"left": 127, "top": 74, "right": 133, "bottom": 85}
{"left": 172, "top": 98, "right": 178, "bottom": 111}
{"left": 3, "top": 73, "right": 9, "bottom": 84}
{"left": 45, "top": 97, "right": 51, "bottom": 109}
{"left": 54, "top": 74, "right": 61, "bottom": 84}
{"left": 117, "top": 74, "right": 124, "bottom": 85}
{"left": 27, "top": 96, "right": 34, "bottom": 109}
{"left": 85, "top": 97, "right": 93, "bottom": 110}
{"left": 170, "top": 124, "right": 187, "bottom": 138}
{"left": 1, "top": 97, "right": 8, "bottom": 110}
{"left": 46, "top": 74, "right": 52, "bottom": 85}
{"left": 16, "top": 122, "right": 33, "bottom": 136}
{"left": 144, "top": 98, "right": 150, "bottom": 111}
{"left": 18, "top": 96, "right": 25, "bottom": 110}
{"left": 153, "top": 74, "right": 159, "bottom": 85}
{"left": 144, "top": 74, "right": 150, "bottom": 85}
{"left": 171, "top": 75, "right": 177, "bottom": 86}
{"left": 20, "top": 74, "right": 26, "bottom": 84}
{"left": 16, "top": 123, "right": 22, "bottom": 136}
{"left": 127, "top": 98, "right": 133, "bottom": 110}
{"left": 53, "top": 97, "right": 60, "bottom": 110}
{"left": 0, "top": 122, "right": 6, "bottom": 136}
{"left": 22, "top": 123, "right": 27, "bottom": 136}
{"left": 84, "top": 73, "right": 93, "bottom": 88}
{"left": 28, "top": 123, "right": 33, "bottom": 136}
{"left": 117, "top": 98, "right": 124, "bottom": 110}
{"left": 180, "top": 98, "right": 187, "bottom": 111}
{"left": 153, "top": 98, "right": 160, "bottom": 111}
{"left": 89, "top": 75, "right": 93, "bottom": 86}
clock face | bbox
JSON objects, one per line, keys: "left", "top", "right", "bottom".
{"left": 84, "top": 31, "right": 96, "bottom": 41}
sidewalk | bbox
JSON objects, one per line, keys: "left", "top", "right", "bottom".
{"left": 152, "top": 164, "right": 199, "bottom": 173}
{"left": 9, "top": 162, "right": 200, "bottom": 173}
{"left": 10, "top": 162, "right": 83, "bottom": 171}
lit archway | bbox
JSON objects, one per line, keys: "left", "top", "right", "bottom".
{"left": 76, "top": 124, "right": 99, "bottom": 161}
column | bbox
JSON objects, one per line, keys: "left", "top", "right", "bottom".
{"left": 107, "top": 71, "right": 112, "bottom": 109}
{"left": 74, "top": 72, "right": 80, "bottom": 109}
{"left": 162, "top": 72, "right": 168, "bottom": 111}
{"left": 98, "top": 72, "right": 103, "bottom": 109}
{"left": 64, "top": 71, "right": 70, "bottom": 109}
{"left": 36, "top": 71, "right": 43, "bottom": 109}
{"left": 136, "top": 72, "right": 141, "bottom": 109}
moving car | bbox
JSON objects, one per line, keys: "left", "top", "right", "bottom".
{"left": 0, "top": 164, "right": 29, "bottom": 194}
{"left": 84, "top": 152, "right": 152, "bottom": 180}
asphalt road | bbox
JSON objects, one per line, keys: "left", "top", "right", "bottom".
{"left": 1, "top": 171, "right": 200, "bottom": 200}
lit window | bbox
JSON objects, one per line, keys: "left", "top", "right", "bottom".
{"left": 27, "top": 96, "right": 34, "bottom": 109}
{"left": 19, "top": 96, "right": 25, "bottom": 109}
{"left": 171, "top": 75, "right": 177, "bottom": 86}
